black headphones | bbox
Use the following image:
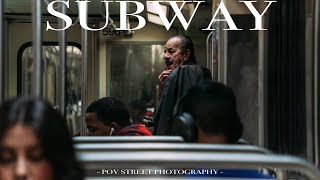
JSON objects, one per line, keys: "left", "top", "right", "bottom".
{"left": 172, "top": 112, "right": 197, "bottom": 142}
{"left": 171, "top": 97, "right": 198, "bottom": 142}
{"left": 172, "top": 96, "right": 244, "bottom": 144}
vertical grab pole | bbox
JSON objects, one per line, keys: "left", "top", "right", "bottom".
{"left": 314, "top": 0, "right": 319, "bottom": 167}
{"left": 81, "top": 2, "right": 88, "bottom": 136}
{"left": 206, "top": 31, "right": 213, "bottom": 70}
{"left": 258, "top": 19, "right": 266, "bottom": 148}
{"left": 220, "top": 23, "right": 228, "bottom": 84}
{"left": 0, "top": 0, "right": 4, "bottom": 103}
{"left": 59, "top": 3, "right": 67, "bottom": 116}
{"left": 32, "top": 0, "right": 43, "bottom": 97}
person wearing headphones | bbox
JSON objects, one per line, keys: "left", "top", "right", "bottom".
{"left": 174, "top": 81, "right": 274, "bottom": 179}
{"left": 85, "top": 97, "right": 152, "bottom": 136}
{"left": 174, "top": 80, "right": 243, "bottom": 143}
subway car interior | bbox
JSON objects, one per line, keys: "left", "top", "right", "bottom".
{"left": 0, "top": 0, "right": 319, "bottom": 179}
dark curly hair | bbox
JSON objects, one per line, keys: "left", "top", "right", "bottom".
{"left": 0, "top": 97, "right": 84, "bottom": 180}
{"left": 86, "top": 97, "right": 131, "bottom": 126}
{"left": 181, "top": 81, "right": 243, "bottom": 143}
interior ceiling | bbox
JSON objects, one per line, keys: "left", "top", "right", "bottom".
{"left": 5, "top": 0, "right": 122, "bottom": 15}
{"left": 4, "top": 0, "right": 212, "bottom": 32}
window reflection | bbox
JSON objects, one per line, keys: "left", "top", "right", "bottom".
{"left": 227, "top": 15, "right": 259, "bottom": 145}
{"left": 20, "top": 45, "right": 82, "bottom": 135}
{"left": 108, "top": 44, "right": 165, "bottom": 108}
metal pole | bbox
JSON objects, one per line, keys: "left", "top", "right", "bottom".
{"left": 94, "top": 30, "right": 100, "bottom": 99}
{"left": 258, "top": 18, "right": 266, "bottom": 148}
{"left": 81, "top": 2, "right": 88, "bottom": 136}
{"left": 206, "top": 31, "right": 213, "bottom": 70}
{"left": 32, "top": 0, "right": 42, "bottom": 97}
{"left": 0, "top": 0, "right": 4, "bottom": 103}
{"left": 59, "top": 3, "right": 67, "bottom": 116}
{"left": 314, "top": 0, "right": 319, "bottom": 167}
{"left": 221, "top": 23, "right": 228, "bottom": 84}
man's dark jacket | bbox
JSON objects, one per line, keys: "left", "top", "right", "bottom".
{"left": 153, "top": 63, "right": 211, "bottom": 135}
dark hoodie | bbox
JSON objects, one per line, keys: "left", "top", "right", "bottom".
{"left": 154, "top": 63, "right": 212, "bottom": 135}
{"left": 115, "top": 124, "right": 152, "bottom": 136}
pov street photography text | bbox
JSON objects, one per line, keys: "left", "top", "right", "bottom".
{"left": 46, "top": 0, "right": 277, "bottom": 31}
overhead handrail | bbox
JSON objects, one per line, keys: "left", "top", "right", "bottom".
{"left": 73, "top": 136, "right": 184, "bottom": 144}
{"left": 75, "top": 143, "right": 271, "bottom": 154}
{"left": 78, "top": 152, "right": 320, "bottom": 180}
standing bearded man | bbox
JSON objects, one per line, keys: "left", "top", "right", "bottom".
{"left": 154, "top": 35, "right": 211, "bottom": 135}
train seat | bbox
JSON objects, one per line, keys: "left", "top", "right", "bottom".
{"left": 77, "top": 151, "right": 320, "bottom": 180}
{"left": 75, "top": 143, "right": 271, "bottom": 154}
{"left": 73, "top": 136, "right": 184, "bottom": 144}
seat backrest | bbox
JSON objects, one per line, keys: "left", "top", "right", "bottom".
{"left": 78, "top": 151, "right": 320, "bottom": 180}
{"left": 75, "top": 143, "right": 271, "bottom": 154}
{"left": 73, "top": 136, "right": 184, "bottom": 144}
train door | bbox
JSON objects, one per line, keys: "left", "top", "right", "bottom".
{"left": 6, "top": 20, "right": 95, "bottom": 135}
{"left": 214, "top": 1, "right": 267, "bottom": 146}
{"left": 214, "top": 0, "right": 319, "bottom": 165}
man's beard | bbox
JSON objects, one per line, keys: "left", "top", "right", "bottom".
{"left": 165, "top": 59, "right": 173, "bottom": 66}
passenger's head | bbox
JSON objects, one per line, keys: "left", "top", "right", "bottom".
{"left": 85, "top": 97, "right": 131, "bottom": 136}
{"left": 128, "top": 100, "right": 147, "bottom": 124}
{"left": 164, "top": 35, "right": 196, "bottom": 69}
{"left": 0, "top": 97, "right": 83, "bottom": 180}
{"left": 181, "top": 81, "right": 243, "bottom": 144}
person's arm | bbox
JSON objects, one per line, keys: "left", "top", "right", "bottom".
{"left": 158, "top": 69, "right": 172, "bottom": 99}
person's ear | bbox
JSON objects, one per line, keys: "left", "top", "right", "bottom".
{"left": 184, "top": 49, "right": 190, "bottom": 61}
{"left": 110, "top": 122, "right": 118, "bottom": 133}
{"left": 109, "top": 128, "right": 115, "bottom": 136}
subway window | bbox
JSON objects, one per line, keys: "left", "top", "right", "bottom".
{"left": 18, "top": 43, "right": 82, "bottom": 135}
{"left": 106, "top": 43, "right": 165, "bottom": 108}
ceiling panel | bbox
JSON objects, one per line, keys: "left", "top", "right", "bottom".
{"left": 4, "top": 0, "right": 143, "bottom": 15}
{"left": 3, "top": 0, "right": 212, "bottom": 32}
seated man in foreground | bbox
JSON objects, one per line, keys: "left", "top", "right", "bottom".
{"left": 176, "top": 81, "right": 243, "bottom": 144}
{"left": 85, "top": 97, "right": 152, "bottom": 136}
{"left": 175, "top": 81, "right": 274, "bottom": 179}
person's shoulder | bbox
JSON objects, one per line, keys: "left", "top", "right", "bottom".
{"left": 167, "top": 65, "right": 194, "bottom": 79}
{"left": 177, "top": 64, "right": 201, "bottom": 72}
{"left": 167, "top": 65, "right": 203, "bottom": 80}
{"left": 180, "top": 64, "right": 205, "bottom": 75}
{"left": 180, "top": 64, "right": 198, "bottom": 68}
{"left": 201, "top": 67, "right": 212, "bottom": 80}
{"left": 167, "top": 67, "right": 179, "bottom": 79}
{"left": 117, "top": 124, "right": 152, "bottom": 136}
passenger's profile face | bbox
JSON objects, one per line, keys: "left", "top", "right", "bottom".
{"left": 0, "top": 124, "right": 53, "bottom": 180}
{"left": 164, "top": 37, "right": 186, "bottom": 68}
{"left": 85, "top": 113, "right": 110, "bottom": 136}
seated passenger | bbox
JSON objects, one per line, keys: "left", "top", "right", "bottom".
{"left": 0, "top": 97, "right": 84, "bottom": 180}
{"left": 175, "top": 81, "right": 274, "bottom": 179}
{"left": 177, "top": 81, "right": 243, "bottom": 144}
{"left": 128, "top": 99, "right": 147, "bottom": 125}
{"left": 128, "top": 99, "right": 154, "bottom": 133}
{"left": 85, "top": 97, "right": 152, "bottom": 136}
